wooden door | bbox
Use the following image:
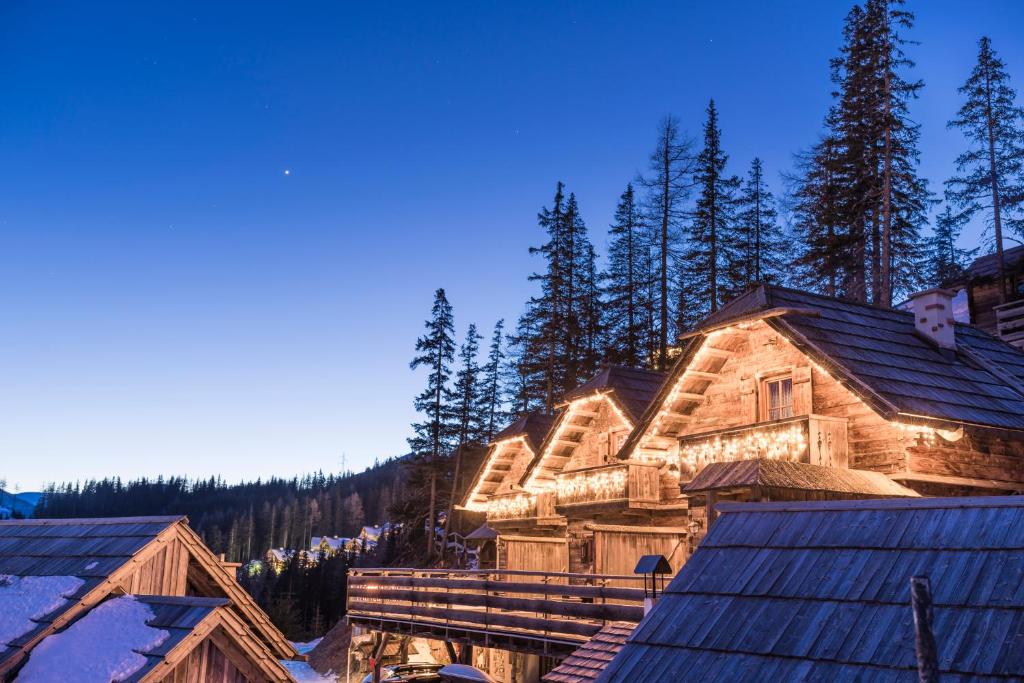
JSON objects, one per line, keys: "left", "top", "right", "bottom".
{"left": 500, "top": 536, "right": 568, "bottom": 583}
{"left": 593, "top": 526, "right": 688, "bottom": 587}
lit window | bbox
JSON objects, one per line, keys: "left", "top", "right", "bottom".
{"left": 763, "top": 377, "right": 793, "bottom": 421}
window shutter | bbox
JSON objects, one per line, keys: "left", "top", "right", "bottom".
{"left": 793, "top": 365, "right": 812, "bottom": 415}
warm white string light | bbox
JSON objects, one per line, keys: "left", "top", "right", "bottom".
{"left": 464, "top": 437, "right": 528, "bottom": 511}
{"left": 679, "top": 422, "right": 808, "bottom": 476}
{"left": 555, "top": 466, "right": 629, "bottom": 505}
{"left": 486, "top": 492, "right": 536, "bottom": 520}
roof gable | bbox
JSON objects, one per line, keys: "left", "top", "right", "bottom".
{"left": 599, "top": 495, "right": 1024, "bottom": 681}
{"left": 0, "top": 516, "right": 296, "bottom": 674}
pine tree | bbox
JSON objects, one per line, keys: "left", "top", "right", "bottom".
{"left": 947, "top": 36, "right": 1024, "bottom": 303}
{"left": 407, "top": 288, "right": 456, "bottom": 558}
{"left": 682, "top": 100, "right": 740, "bottom": 322}
{"left": 603, "top": 184, "right": 652, "bottom": 367}
{"left": 638, "top": 116, "right": 695, "bottom": 370}
{"left": 730, "top": 158, "right": 787, "bottom": 293}
{"left": 451, "top": 324, "right": 484, "bottom": 449}
{"left": 924, "top": 205, "right": 978, "bottom": 287}
{"left": 513, "top": 183, "right": 599, "bottom": 412}
{"left": 479, "top": 320, "right": 508, "bottom": 442}
{"left": 795, "top": 0, "right": 929, "bottom": 304}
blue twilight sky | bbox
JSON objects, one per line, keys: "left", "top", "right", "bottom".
{"left": 1, "top": 2, "right": 1022, "bottom": 490}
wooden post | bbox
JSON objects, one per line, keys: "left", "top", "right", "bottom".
{"left": 444, "top": 641, "right": 458, "bottom": 664}
{"left": 707, "top": 491, "right": 718, "bottom": 525}
{"left": 371, "top": 632, "right": 391, "bottom": 683}
{"left": 910, "top": 575, "right": 939, "bottom": 683}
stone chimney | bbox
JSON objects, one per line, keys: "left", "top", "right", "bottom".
{"left": 909, "top": 288, "right": 956, "bottom": 350}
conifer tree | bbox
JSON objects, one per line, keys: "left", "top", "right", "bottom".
{"left": 790, "top": 127, "right": 846, "bottom": 296}
{"left": 924, "top": 205, "right": 977, "bottom": 288}
{"left": 731, "top": 158, "right": 787, "bottom": 291}
{"left": 407, "top": 288, "right": 456, "bottom": 558}
{"left": 479, "top": 320, "right": 507, "bottom": 442}
{"left": 947, "top": 36, "right": 1024, "bottom": 303}
{"left": 513, "top": 183, "right": 599, "bottom": 412}
{"left": 682, "top": 100, "right": 740, "bottom": 322}
{"left": 451, "top": 324, "right": 484, "bottom": 448}
{"left": 638, "top": 116, "right": 695, "bottom": 369}
{"left": 603, "top": 184, "right": 651, "bottom": 367}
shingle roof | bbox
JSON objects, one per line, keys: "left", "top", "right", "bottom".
{"left": 122, "top": 596, "right": 229, "bottom": 683}
{"left": 966, "top": 245, "right": 1024, "bottom": 281}
{"left": 493, "top": 412, "right": 557, "bottom": 453}
{"left": 699, "top": 284, "right": 1024, "bottom": 430}
{"left": 598, "top": 496, "right": 1024, "bottom": 682}
{"left": 543, "top": 622, "right": 635, "bottom": 683}
{"left": 682, "top": 460, "right": 921, "bottom": 498}
{"left": 562, "top": 366, "right": 666, "bottom": 422}
{"left": 0, "top": 516, "right": 183, "bottom": 667}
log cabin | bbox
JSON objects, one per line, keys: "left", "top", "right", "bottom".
{"left": 0, "top": 516, "right": 297, "bottom": 682}
{"left": 352, "top": 284, "right": 1024, "bottom": 683}
{"left": 953, "top": 244, "right": 1024, "bottom": 348}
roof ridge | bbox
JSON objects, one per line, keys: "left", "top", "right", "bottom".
{"left": 0, "top": 515, "right": 186, "bottom": 526}
{"left": 717, "top": 494, "right": 1024, "bottom": 514}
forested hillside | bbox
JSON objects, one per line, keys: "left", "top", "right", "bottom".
{"left": 36, "top": 456, "right": 408, "bottom": 564}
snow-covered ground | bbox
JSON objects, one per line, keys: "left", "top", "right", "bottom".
{"left": 0, "top": 575, "right": 83, "bottom": 648}
{"left": 284, "top": 639, "right": 337, "bottom": 682}
{"left": 281, "top": 660, "right": 338, "bottom": 682}
{"left": 16, "top": 596, "right": 169, "bottom": 683}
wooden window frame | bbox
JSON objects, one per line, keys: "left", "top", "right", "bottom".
{"left": 759, "top": 372, "right": 794, "bottom": 422}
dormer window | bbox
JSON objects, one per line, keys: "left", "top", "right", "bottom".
{"left": 763, "top": 376, "right": 793, "bottom": 421}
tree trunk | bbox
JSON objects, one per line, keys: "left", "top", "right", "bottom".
{"left": 985, "top": 64, "right": 1008, "bottom": 304}
{"left": 880, "top": 32, "right": 894, "bottom": 308}
{"left": 659, "top": 147, "right": 670, "bottom": 370}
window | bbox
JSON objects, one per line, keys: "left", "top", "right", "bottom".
{"left": 763, "top": 376, "right": 793, "bottom": 420}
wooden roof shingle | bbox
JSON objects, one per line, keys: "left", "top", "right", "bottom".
{"left": 598, "top": 496, "right": 1024, "bottom": 682}
{"left": 697, "top": 284, "right": 1024, "bottom": 430}
{"left": 543, "top": 622, "right": 635, "bottom": 683}
{"left": 682, "top": 460, "right": 921, "bottom": 498}
{"left": 561, "top": 366, "right": 666, "bottom": 422}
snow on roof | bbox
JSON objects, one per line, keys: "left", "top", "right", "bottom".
{"left": 310, "top": 536, "right": 351, "bottom": 551}
{"left": 16, "top": 596, "right": 169, "bottom": 683}
{"left": 0, "top": 575, "right": 84, "bottom": 649}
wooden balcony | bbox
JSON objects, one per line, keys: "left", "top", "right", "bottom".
{"left": 995, "top": 299, "right": 1024, "bottom": 349}
{"left": 485, "top": 491, "right": 556, "bottom": 523}
{"left": 677, "top": 414, "right": 849, "bottom": 479}
{"left": 554, "top": 462, "right": 662, "bottom": 510}
{"left": 346, "top": 568, "right": 645, "bottom": 657}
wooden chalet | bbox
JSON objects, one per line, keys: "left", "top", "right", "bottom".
{"left": 955, "top": 244, "right": 1024, "bottom": 346}
{"left": 351, "top": 283, "right": 1024, "bottom": 683}
{"left": 0, "top": 516, "right": 297, "bottom": 682}
{"left": 597, "top": 496, "right": 1024, "bottom": 681}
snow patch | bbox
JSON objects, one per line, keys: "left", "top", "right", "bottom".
{"left": 290, "top": 637, "right": 322, "bottom": 654}
{"left": 16, "top": 596, "right": 169, "bottom": 683}
{"left": 281, "top": 660, "right": 336, "bottom": 682}
{"left": 0, "top": 575, "right": 84, "bottom": 647}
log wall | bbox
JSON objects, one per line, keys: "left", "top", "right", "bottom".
{"left": 158, "top": 636, "right": 250, "bottom": 683}
{"left": 117, "top": 537, "right": 190, "bottom": 596}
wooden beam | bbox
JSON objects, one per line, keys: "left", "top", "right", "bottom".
{"left": 684, "top": 370, "right": 719, "bottom": 381}
{"left": 674, "top": 392, "right": 706, "bottom": 402}
{"left": 702, "top": 347, "right": 733, "bottom": 358}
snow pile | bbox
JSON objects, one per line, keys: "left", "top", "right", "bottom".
{"left": 291, "top": 638, "right": 323, "bottom": 655}
{"left": 0, "top": 575, "right": 84, "bottom": 647}
{"left": 280, "top": 660, "right": 337, "bottom": 682}
{"left": 16, "top": 596, "right": 169, "bottom": 683}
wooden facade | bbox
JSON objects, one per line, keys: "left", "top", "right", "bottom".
{"left": 0, "top": 517, "right": 297, "bottom": 682}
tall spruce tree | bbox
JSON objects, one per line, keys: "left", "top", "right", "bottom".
{"left": 796, "top": 0, "right": 929, "bottom": 304}
{"left": 451, "top": 324, "right": 484, "bottom": 448}
{"left": 947, "top": 36, "right": 1024, "bottom": 303}
{"left": 731, "top": 158, "right": 787, "bottom": 291}
{"left": 638, "top": 116, "right": 695, "bottom": 370}
{"left": 924, "top": 205, "right": 978, "bottom": 287}
{"left": 514, "top": 183, "right": 599, "bottom": 412}
{"left": 682, "top": 100, "right": 740, "bottom": 322}
{"left": 407, "top": 288, "right": 456, "bottom": 558}
{"left": 480, "top": 320, "right": 508, "bottom": 442}
{"left": 603, "top": 184, "right": 652, "bottom": 367}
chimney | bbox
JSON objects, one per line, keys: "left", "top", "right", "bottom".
{"left": 909, "top": 288, "right": 956, "bottom": 350}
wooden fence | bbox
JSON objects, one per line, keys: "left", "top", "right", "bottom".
{"left": 346, "top": 568, "right": 646, "bottom": 655}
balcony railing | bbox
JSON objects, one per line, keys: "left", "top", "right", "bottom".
{"left": 486, "top": 491, "right": 556, "bottom": 522}
{"left": 554, "top": 462, "right": 661, "bottom": 508}
{"left": 995, "top": 299, "right": 1024, "bottom": 349}
{"left": 346, "top": 568, "right": 645, "bottom": 655}
{"left": 677, "top": 414, "right": 848, "bottom": 479}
